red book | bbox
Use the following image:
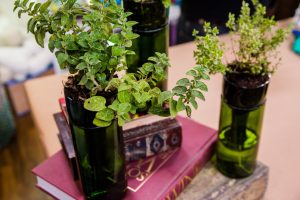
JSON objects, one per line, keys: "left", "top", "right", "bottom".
{"left": 32, "top": 116, "right": 217, "bottom": 200}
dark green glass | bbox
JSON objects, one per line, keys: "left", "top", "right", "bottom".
{"left": 123, "top": 0, "right": 169, "bottom": 31}
{"left": 65, "top": 94, "right": 126, "bottom": 200}
{"left": 123, "top": 0, "right": 169, "bottom": 90}
{"left": 216, "top": 74, "right": 269, "bottom": 178}
{"left": 126, "top": 26, "right": 169, "bottom": 73}
{"left": 69, "top": 121, "right": 127, "bottom": 200}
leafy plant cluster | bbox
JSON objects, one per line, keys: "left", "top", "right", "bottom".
{"left": 193, "top": 0, "right": 290, "bottom": 76}
{"left": 226, "top": 0, "right": 290, "bottom": 74}
{"left": 14, "top": 0, "right": 213, "bottom": 127}
{"left": 84, "top": 51, "right": 211, "bottom": 127}
{"left": 15, "top": 0, "right": 143, "bottom": 96}
{"left": 193, "top": 22, "right": 226, "bottom": 75}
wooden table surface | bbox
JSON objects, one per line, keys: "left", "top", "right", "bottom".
{"left": 25, "top": 22, "right": 300, "bottom": 200}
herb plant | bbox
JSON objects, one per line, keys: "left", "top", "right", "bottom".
{"left": 226, "top": 0, "right": 290, "bottom": 74}
{"left": 193, "top": 0, "right": 290, "bottom": 76}
{"left": 14, "top": 0, "right": 215, "bottom": 127}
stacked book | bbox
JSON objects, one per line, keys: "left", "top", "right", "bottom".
{"left": 32, "top": 98, "right": 269, "bottom": 199}
{"left": 55, "top": 98, "right": 184, "bottom": 180}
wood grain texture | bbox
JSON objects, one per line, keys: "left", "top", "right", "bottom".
{"left": 177, "top": 161, "right": 269, "bottom": 200}
{"left": 0, "top": 114, "right": 52, "bottom": 200}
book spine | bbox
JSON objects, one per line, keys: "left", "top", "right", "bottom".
{"left": 124, "top": 124, "right": 182, "bottom": 162}
{"left": 53, "top": 113, "right": 79, "bottom": 180}
{"left": 159, "top": 134, "right": 217, "bottom": 200}
{"left": 59, "top": 98, "right": 69, "bottom": 124}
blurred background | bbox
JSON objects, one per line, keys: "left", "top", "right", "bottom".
{"left": 0, "top": 0, "right": 299, "bottom": 199}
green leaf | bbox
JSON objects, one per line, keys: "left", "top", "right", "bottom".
{"left": 186, "top": 70, "right": 197, "bottom": 77}
{"left": 158, "top": 91, "right": 172, "bottom": 105}
{"left": 142, "top": 63, "right": 154, "bottom": 72}
{"left": 140, "top": 92, "right": 151, "bottom": 102}
{"left": 96, "top": 73, "right": 107, "bottom": 83}
{"left": 48, "top": 35, "right": 56, "bottom": 52}
{"left": 55, "top": 52, "right": 69, "bottom": 65}
{"left": 84, "top": 96, "right": 106, "bottom": 112}
{"left": 117, "top": 116, "right": 125, "bottom": 126}
{"left": 147, "top": 56, "right": 159, "bottom": 63}
{"left": 121, "top": 113, "right": 131, "bottom": 121}
{"left": 32, "top": 3, "right": 41, "bottom": 14}
{"left": 108, "top": 100, "right": 120, "bottom": 111}
{"left": 28, "top": 2, "right": 35, "bottom": 10}
{"left": 22, "top": 0, "right": 30, "bottom": 6}
{"left": 176, "top": 97, "right": 185, "bottom": 112}
{"left": 201, "top": 73, "right": 210, "bottom": 80}
{"left": 79, "top": 75, "right": 88, "bottom": 85}
{"left": 195, "top": 81, "right": 208, "bottom": 91}
{"left": 169, "top": 98, "right": 177, "bottom": 117}
{"left": 96, "top": 108, "right": 115, "bottom": 121}
{"left": 39, "top": 0, "right": 51, "bottom": 12}
{"left": 123, "top": 32, "right": 139, "bottom": 40}
{"left": 117, "top": 103, "right": 131, "bottom": 115}
{"left": 136, "top": 102, "right": 146, "bottom": 109}
{"left": 18, "top": 10, "right": 25, "bottom": 18}
{"left": 176, "top": 78, "right": 190, "bottom": 86}
{"left": 93, "top": 118, "right": 112, "bottom": 127}
{"left": 109, "top": 57, "right": 118, "bottom": 66}
{"left": 186, "top": 105, "right": 192, "bottom": 117}
{"left": 124, "top": 40, "right": 132, "bottom": 48}
{"left": 27, "top": 18, "right": 36, "bottom": 33}
{"left": 162, "top": 0, "right": 171, "bottom": 7}
{"left": 109, "top": 34, "right": 121, "bottom": 44}
{"left": 136, "top": 80, "right": 150, "bottom": 91}
{"left": 63, "top": 0, "right": 76, "bottom": 10}
{"left": 191, "top": 90, "right": 205, "bottom": 101}
{"left": 35, "top": 30, "right": 45, "bottom": 48}
{"left": 85, "top": 80, "right": 94, "bottom": 90}
{"left": 118, "top": 90, "right": 132, "bottom": 103}
{"left": 172, "top": 86, "right": 187, "bottom": 95}
{"left": 126, "top": 21, "right": 138, "bottom": 27}
{"left": 118, "top": 83, "right": 131, "bottom": 92}
{"left": 129, "top": 105, "right": 137, "bottom": 114}
{"left": 149, "top": 105, "right": 170, "bottom": 117}
{"left": 149, "top": 87, "right": 161, "bottom": 97}
{"left": 190, "top": 97, "right": 198, "bottom": 109}
{"left": 106, "top": 78, "right": 121, "bottom": 91}
{"left": 76, "top": 62, "right": 87, "bottom": 70}
{"left": 61, "top": 13, "right": 70, "bottom": 26}
{"left": 112, "top": 46, "right": 123, "bottom": 56}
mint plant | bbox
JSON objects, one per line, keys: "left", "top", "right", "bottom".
{"left": 14, "top": 0, "right": 214, "bottom": 127}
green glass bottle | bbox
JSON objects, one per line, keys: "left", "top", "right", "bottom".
{"left": 126, "top": 26, "right": 169, "bottom": 74}
{"left": 123, "top": 0, "right": 169, "bottom": 90}
{"left": 65, "top": 93, "right": 127, "bottom": 200}
{"left": 216, "top": 74, "right": 269, "bottom": 178}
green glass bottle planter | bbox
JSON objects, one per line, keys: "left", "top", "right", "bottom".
{"left": 123, "top": 0, "right": 169, "bottom": 90}
{"left": 125, "top": 26, "right": 169, "bottom": 74}
{"left": 123, "top": 0, "right": 169, "bottom": 31}
{"left": 64, "top": 89, "right": 127, "bottom": 200}
{"left": 216, "top": 73, "right": 269, "bottom": 178}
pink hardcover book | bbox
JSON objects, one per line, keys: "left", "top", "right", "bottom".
{"left": 32, "top": 116, "right": 217, "bottom": 200}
